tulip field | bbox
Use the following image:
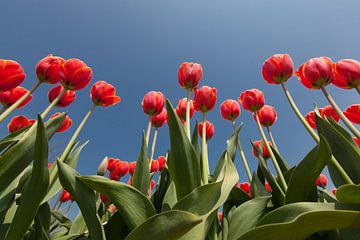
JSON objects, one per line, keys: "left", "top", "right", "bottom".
{"left": 0, "top": 54, "right": 359, "bottom": 240}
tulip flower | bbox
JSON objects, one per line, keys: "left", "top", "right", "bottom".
{"left": 332, "top": 188, "right": 337, "bottom": 195}
{"left": 36, "top": 54, "right": 65, "bottom": 84}
{"left": 150, "top": 160, "right": 159, "bottom": 173}
{"left": 176, "top": 98, "right": 194, "bottom": 121}
{"left": 178, "top": 62, "right": 203, "bottom": 90}
{"left": 198, "top": 120, "right": 214, "bottom": 140}
{"left": 150, "top": 179, "right": 156, "bottom": 192}
{"left": 151, "top": 108, "right": 168, "bottom": 128}
{"left": 320, "top": 105, "right": 340, "bottom": 122}
{"left": 100, "top": 194, "right": 110, "bottom": 204}
{"left": 60, "top": 58, "right": 93, "bottom": 90}
{"left": 316, "top": 174, "right": 328, "bottom": 188}
{"left": 304, "top": 111, "right": 317, "bottom": 129}
{"left": 107, "top": 158, "right": 118, "bottom": 172}
{"left": 218, "top": 212, "right": 223, "bottom": 222}
{"left": 344, "top": 104, "right": 360, "bottom": 124}
{"left": 157, "top": 155, "right": 167, "bottom": 171}
{"left": 48, "top": 85, "right": 76, "bottom": 108}
{"left": 220, "top": 99, "right": 241, "bottom": 122}
{"left": 7, "top": 115, "right": 35, "bottom": 133}
{"left": 193, "top": 86, "right": 217, "bottom": 113}
{"left": 59, "top": 190, "right": 72, "bottom": 203}
{"left": 262, "top": 54, "right": 294, "bottom": 84}
{"left": 255, "top": 105, "right": 277, "bottom": 127}
{"left": 129, "top": 161, "right": 137, "bottom": 175}
{"left": 239, "top": 182, "right": 251, "bottom": 193}
{"left": 353, "top": 137, "right": 360, "bottom": 147}
{"left": 50, "top": 112, "right": 72, "bottom": 132}
{"left": 0, "top": 59, "right": 26, "bottom": 91}
{"left": 332, "top": 59, "right": 360, "bottom": 91}
{"left": 252, "top": 140, "right": 271, "bottom": 160}
{"left": 265, "top": 182, "right": 272, "bottom": 193}
{"left": 0, "top": 86, "right": 32, "bottom": 109}
{"left": 47, "top": 162, "right": 52, "bottom": 168}
{"left": 238, "top": 89, "right": 264, "bottom": 112}
{"left": 91, "top": 81, "right": 121, "bottom": 107}
{"left": 109, "top": 161, "right": 129, "bottom": 180}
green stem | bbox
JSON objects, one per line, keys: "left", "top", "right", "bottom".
{"left": 41, "top": 87, "right": 67, "bottom": 119}
{"left": 145, "top": 120, "right": 152, "bottom": 146}
{"left": 185, "top": 89, "right": 191, "bottom": 140}
{"left": 255, "top": 112, "right": 287, "bottom": 191}
{"left": 149, "top": 128, "right": 158, "bottom": 168}
{"left": 201, "top": 113, "right": 209, "bottom": 184}
{"left": 232, "top": 121, "right": 252, "bottom": 182}
{"left": 266, "top": 126, "right": 279, "bottom": 151}
{"left": 0, "top": 81, "right": 42, "bottom": 123}
{"left": 321, "top": 86, "right": 360, "bottom": 139}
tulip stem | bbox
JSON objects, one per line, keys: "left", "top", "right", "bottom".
{"left": 145, "top": 120, "right": 152, "bottom": 146}
{"left": 266, "top": 126, "right": 279, "bottom": 151}
{"left": 232, "top": 121, "right": 252, "bottom": 182}
{"left": 0, "top": 81, "right": 42, "bottom": 124}
{"left": 149, "top": 128, "right": 158, "bottom": 167}
{"left": 321, "top": 86, "right": 360, "bottom": 139}
{"left": 255, "top": 112, "right": 287, "bottom": 191}
{"left": 41, "top": 87, "right": 67, "bottom": 119}
{"left": 201, "top": 113, "right": 209, "bottom": 184}
{"left": 185, "top": 89, "right": 191, "bottom": 140}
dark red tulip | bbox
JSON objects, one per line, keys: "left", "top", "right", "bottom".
{"left": 151, "top": 108, "right": 168, "bottom": 128}
{"left": 50, "top": 112, "right": 72, "bottom": 132}
{"left": 157, "top": 155, "right": 166, "bottom": 171}
{"left": 48, "top": 85, "right": 76, "bottom": 108}
{"left": 60, "top": 58, "right": 93, "bottom": 90}
{"left": 129, "top": 161, "right": 137, "bottom": 175}
{"left": 176, "top": 98, "right": 194, "bottom": 121}
{"left": 262, "top": 54, "right": 294, "bottom": 84}
{"left": 91, "top": 80, "right": 121, "bottom": 107}
{"left": 59, "top": 190, "right": 72, "bottom": 202}
{"left": 332, "top": 59, "right": 360, "bottom": 89}
{"left": 0, "top": 86, "right": 32, "bottom": 109}
{"left": 150, "top": 160, "right": 159, "bottom": 173}
{"left": 178, "top": 62, "right": 203, "bottom": 89}
{"left": 7, "top": 115, "right": 35, "bottom": 133}
{"left": 239, "top": 182, "right": 251, "bottom": 193}
{"left": 0, "top": 59, "right": 26, "bottom": 91}
{"left": 305, "top": 111, "right": 317, "bottom": 129}
{"left": 252, "top": 140, "right": 271, "bottom": 159}
{"left": 142, "top": 91, "right": 165, "bottom": 116}
{"left": 238, "top": 89, "right": 264, "bottom": 112}
{"left": 193, "top": 86, "right": 217, "bottom": 113}
{"left": 344, "top": 104, "right": 360, "bottom": 124}
{"left": 255, "top": 105, "right": 277, "bottom": 127}
{"left": 198, "top": 120, "right": 215, "bottom": 140}
{"left": 316, "top": 174, "right": 327, "bottom": 187}
{"left": 36, "top": 54, "right": 65, "bottom": 84}
{"left": 220, "top": 99, "right": 241, "bottom": 121}
{"left": 320, "top": 105, "right": 340, "bottom": 122}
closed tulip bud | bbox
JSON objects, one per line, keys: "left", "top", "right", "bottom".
{"left": 50, "top": 112, "right": 72, "bottom": 132}
{"left": 239, "top": 182, "right": 251, "bottom": 193}
{"left": 265, "top": 182, "right": 272, "bottom": 193}
{"left": 178, "top": 62, "right": 203, "bottom": 89}
{"left": 218, "top": 212, "right": 223, "bottom": 222}
{"left": 320, "top": 105, "right": 340, "bottom": 122}
{"left": 316, "top": 174, "right": 327, "bottom": 188}
{"left": 142, "top": 91, "right": 165, "bottom": 116}
{"left": 129, "top": 161, "right": 137, "bottom": 175}
{"left": 176, "top": 98, "right": 194, "bottom": 121}
{"left": 262, "top": 54, "right": 294, "bottom": 84}
{"left": 151, "top": 108, "right": 168, "bottom": 128}
{"left": 157, "top": 155, "right": 167, "bottom": 171}
{"left": 36, "top": 54, "right": 65, "bottom": 84}
{"left": 255, "top": 105, "right": 277, "bottom": 127}
{"left": 59, "top": 190, "right": 72, "bottom": 203}
{"left": 91, "top": 81, "right": 121, "bottom": 107}
{"left": 332, "top": 59, "right": 360, "bottom": 89}
{"left": 332, "top": 188, "right": 337, "bottom": 195}
{"left": 0, "top": 86, "right": 32, "bottom": 109}
{"left": 60, "top": 58, "right": 93, "bottom": 90}
{"left": 252, "top": 140, "right": 271, "bottom": 159}
{"left": 220, "top": 99, "right": 241, "bottom": 121}
{"left": 48, "top": 85, "right": 76, "bottom": 108}
{"left": 194, "top": 86, "right": 217, "bottom": 113}
{"left": 295, "top": 57, "right": 334, "bottom": 89}
{"left": 238, "top": 89, "right": 264, "bottom": 112}
{"left": 7, "top": 115, "right": 35, "bottom": 133}
{"left": 353, "top": 137, "right": 360, "bottom": 147}
{"left": 150, "top": 160, "right": 159, "bottom": 173}
{"left": 344, "top": 104, "right": 360, "bottom": 124}
{"left": 305, "top": 111, "right": 317, "bottom": 129}
{"left": 0, "top": 59, "right": 26, "bottom": 91}
{"left": 198, "top": 120, "right": 215, "bottom": 140}
{"left": 97, "top": 157, "right": 109, "bottom": 176}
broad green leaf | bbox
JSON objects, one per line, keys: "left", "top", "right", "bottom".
{"left": 68, "top": 211, "right": 87, "bottom": 235}
{"left": 166, "top": 100, "right": 201, "bottom": 199}
{"left": 228, "top": 124, "right": 242, "bottom": 162}
{"left": 152, "top": 168, "right": 171, "bottom": 213}
{"left": 162, "top": 181, "right": 177, "bottom": 211}
{"left": 0, "top": 124, "right": 30, "bottom": 152}
{"left": 31, "top": 203, "right": 51, "bottom": 240}
{"left": 285, "top": 135, "right": 331, "bottom": 204}
{"left": 271, "top": 146, "right": 290, "bottom": 173}
{"left": 78, "top": 175, "right": 156, "bottom": 230}
{"left": 124, "top": 210, "right": 202, "bottom": 240}
{"left": 104, "top": 212, "right": 130, "bottom": 240}
{"left": 192, "top": 120, "right": 200, "bottom": 159}
{"left": 57, "top": 161, "right": 105, "bottom": 240}
{"left": 336, "top": 184, "right": 360, "bottom": 204}
{"left": 251, "top": 172, "right": 271, "bottom": 198}
{"left": 52, "top": 211, "right": 73, "bottom": 229}
{"left": 132, "top": 132, "right": 150, "bottom": 195}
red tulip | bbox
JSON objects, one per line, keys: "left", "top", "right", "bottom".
{"left": 332, "top": 59, "right": 360, "bottom": 89}
{"left": 344, "top": 104, "right": 360, "bottom": 124}
{"left": 157, "top": 155, "right": 167, "bottom": 171}
{"left": 320, "top": 105, "right": 340, "bottom": 122}
{"left": 0, "top": 86, "right": 32, "bottom": 109}
{"left": 316, "top": 174, "right": 327, "bottom": 188}
{"left": 295, "top": 57, "right": 334, "bottom": 89}
{"left": 7, "top": 115, "right": 35, "bottom": 133}
{"left": 59, "top": 190, "right": 72, "bottom": 202}
{"left": 0, "top": 59, "right": 26, "bottom": 91}
{"left": 91, "top": 80, "right": 121, "bottom": 107}
{"left": 178, "top": 62, "right": 203, "bottom": 89}
{"left": 305, "top": 111, "right": 317, "bottom": 129}
{"left": 218, "top": 212, "right": 223, "bottom": 222}
{"left": 176, "top": 98, "right": 194, "bottom": 121}
{"left": 129, "top": 161, "right": 137, "bottom": 175}
{"left": 142, "top": 91, "right": 165, "bottom": 116}
{"left": 151, "top": 108, "right": 168, "bottom": 128}
{"left": 127, "top": 177, "right": 132, "bottom": 186}
{"left": 193, "top": 86, "right": 217, "bottom": 113}
{"left": 48, "top": 162, "right": 52, "bottom": 168}
{"left": 238, "top": 89, "right": 264, "bottom": 112}
{"left": 239, "top": 182, "right": 251, "bottom": 193}
{"left": 110, "top": 160, "right": 129, "bottom": 180}
{"left": 48, "top": 85, "right": 76, "bottom": 108}
{"left": 150, "top": 179, "right": 156, "bottom": 192}
{"left": 198, "top": 120, "right": 215, "bottom": 140}
{"left": 262, "top": 54, "right": 294, "bottom": 84}
{"left": 353, "top": 137, "right": 360, "bottom": 147}
{"left": 150, "top": 160, "right": 159, "bottom": 173}
{"left": 100, "top": 194, "right": 110, "bottom": 203}
{"left": 332, "top": 188, "right": 337, "bottom": 195}
{"left": 255, "top": 105, "right": 277, "bottom": 127}
{"left": 50, "top": 112, "right": 72, "bottom": 132}
{"left": 220, "top": 99, "right": 241, "bottom": 121}
{"left": 36, "top": 54, "right": 65, "bottom": 84}
{"left": 252, "top": 140, "right": 271, "bottom": 159}
{"left": 107, "top": 158, "right": 117, "bottom": 172}
{"left": 265, "top": 182, "right": 272, "bottom": 193}
{"left": 60, "top": 58, "right": 93, "bottom": 90}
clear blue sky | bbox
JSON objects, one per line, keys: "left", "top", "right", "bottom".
{"left": 1, "top": 1, "right": 359, "bottom": 187}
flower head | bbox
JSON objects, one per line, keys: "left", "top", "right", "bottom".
{"left": 344, "top": 104, "right": 360, "bottom": 124}
{"left": 0, "top": 59, "right": 26, "bottom": 91}
{"left": 176, "top": 98, "right": 194, "bottom": 121}
{"left": 238, "top": 89, "right": 264, "bottom": 112}
{"left": 48, "top": 85, "right": 76, "bottom": 108}
{"left": 252, "top": 140, "right": 271, "bottom": 159}
{"left": 178, "top": 62, "right": 203, "bottom": 89}
{"left": 239, "top": 182, "right": 251, "bottom": 193}
{"left": 320, "top": 105, "right": 340, "bottom": 122}
{"left": 7, "top": 115, "right": 35, "bottom": 133}
{"left": 0, "top": 86, "right": 32, "bottom": 109}
{"left": 305, "top": 111, "right": 317, "bottom": 129}
{"left": 91, "top": 81, "right": 121, "bottom": 107}
{"left": 157, "top": 155, "right": 167, "bottom": 171}
{"left": 255, "top": 105, "right": 277, "bottom": 127}
{"left": 142, "top": 91, "right": 165, "bottom": 116}
{"left": 332, "top": 59, "right": 360, "bottom": 89}
{"left": 193, "top": 86, "right": 217, "bottom": 113}
{"left": 198, "top": 120, "right": 215, "bottom": 140}
{"left": 316, "top": 174, "right": 327, "bottom": 188}
{"left": 262, "top": 54, "right": 294, "bottom": 84}
{"left": 220, "top": 99, "right": 241, "bottom": 121}
{"left": 50, "top": 112, "right": 72, "bottom": 132}
{"left": 151, "top": 108, "right": 168, "bottom": 128}
{"left": 60, "top": 58, "right": 93, "bottom": 90}
{"left": 59, "top": 190, "right": 72, "bottom": 202}
{"left": 36, "top": 54, "right": 65, "bottom": 84}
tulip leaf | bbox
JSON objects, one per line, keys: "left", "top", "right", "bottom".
{"left": 68, "top": 211, "right": 87, "bottom": 235}
{"left": 285, "top": 135, "right": 331, "bottom": 204}
{"left": 162, "top": 181, "right": 177, "bottom": 212}
{"left": 250, "top": 172, "right": 271, "bottom": 198}
{"left": 30, "top": 202, "right": 51, "bottom": 240}
{"left": 57, "top": 161, "right": 105, "bottom": 240}
{"left": 5, "top": 115, "right": 50, "bottom": 240}
{"left": 271, "top": 146, "right": 289, "bottom": 173}
{"left": 52, "top": 211, "right": 73, "bottom": 230}
{"left": 152, "top": 168, "right": 171, "bottom": 213}
{"left": 104, "top": 212, "right": 130, "bottom": 240}
{"left": 0, "top": 125, "right": 30, "bottom": 152}
{"left": 132, "top": 132, "right": 150, "bottom": 195}
{"left": 124, "top": 210, "right": 202, "bottom": 240}
{"left": 336, "top": 184, "right": 360, "bottom": 204}
{"left": 78, "top": 175, "right": 156, "bottom": 230}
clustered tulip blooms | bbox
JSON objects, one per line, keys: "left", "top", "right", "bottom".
{"left": 7, "top": 115, "right": 35, "bottom": 133}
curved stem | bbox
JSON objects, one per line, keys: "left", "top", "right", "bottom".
{"left": 255, "top": 112, "right": 287, "bottom": 191}
{"left": 266, "top": 126, "right": 279, "bottom": 151}
{"left": 321, "top": 86, "right": 360, "bottom": 139}
{"left": 149, "top": 128, "right": 158, "bottom": 167}
{"left": 41, "top": 87, "right": 67, "bottom": 119}
{"left": 185, "top": 89, "right": 191, "bottom": 140}
{"left": 201, "top": 113, "right": 209, "bottom": 184}
{"left": 145, "top": 120, "right": 152, "bottom": 146}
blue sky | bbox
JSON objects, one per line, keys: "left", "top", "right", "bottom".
{"left": 0, "top": 0, "right": 359, "bottom": 189}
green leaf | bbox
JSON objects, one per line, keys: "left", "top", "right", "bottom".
{"left": 5, "top": 115, "right": 50, "bottom": 240}
{"left": 68, "top": 211, "right": 87, "bottom": 235}
{"left": 152, "top": 168, "right": 171, "bottom": 213}
{"left": 31, "top": 203, "right": 51, "bottom": 240}
{"left": 0, "top": 125, "right": 30, "bottom": 152}
{"left": 78, "top": 175, "right": 156, "bottom": 230}
{"left": 124, "top": 210, "right": 202, "bottom": 240}
{"left": 192, "top": 120, "right": 200, "bottom": 159}
{"left": 250, "top": 172, "right": 271, "bottom": 198}
{"left": 166, "top": 99, "right": 202, "bottom": 199}
{"left": 57, "top": 161, "right": 105, "bottom": 240}
{"left": 162, "top": 181, "right": 177, "bottom": 212}
{"left": 52, "top": 211, "right": 73, "bottom": 229}
{"left": 228, "top": 124, "right": 242, "bottom": 162}
{"left": 104, "top": 212, "right": 130, "bottom": 240}
{"left": 132, "top": 132, "right": 150, "bottom": 195}
{"left": 336, "top": 184, "right": 360, "bottom": 204}
{"left": 285, "top": 135, "right": 331, "bottom": 204}
{"left": 271, "top": 146, "right": 290, "bottom": 173}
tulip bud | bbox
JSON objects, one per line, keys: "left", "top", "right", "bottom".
{"left": 59, "top": 190, "right": 72, "bottom": 203}
{"left": 255, "top": 105, "right": 277, "bottom": 127}
{"left": 157, "top": 155, "right": 167, "bottom": 171}
{"left": 252, "top": 140, "right": 271, "bottom": 159}
{"left": 193, "top": 86, "right": 217, "bottom": 113}
{"left": 48, "top": 85, "right": 76, "bottom": 108}
{"left": 315, "top": 174, "right": 327, "bottom": 188}
{"left": 50, "top": 112, "right": 72, "bottom": 132}
{"left": 7, "top": 115, "right": 35, "bottom": 133}
{"left": 150, "top": 160, "right": 159, "bottom": 173}
{"left": 344, "top": 104, "right": 360, "bottom": 124}
{"left": 97, "top": 157, "right": 109, "bottom": 176}
{"left": 262, "top": 54, "right": 294, "bottom": 84}
{"left": 332, "top": 59, "right": 360, "bottom": 89}
{"left": 332, "top": 188, "right": 337, "bottom": 195}
{"left": 60, "top": 58, "right": 93, "bottom": 90}
{"left": 176, "top": 98, "right": 194, "bottom": 121}
{"left": 0, "top": 86, "right": 32, "bottom": 109}
{"left": 238, "top": 89, "right": 264, "bottom": 112}
{"left": 151, "top": 108, "right": 168, "bottom": 128}
{"left": 178, "top": 62, "right": 203, "bottom": 89}
{"left": 239, "top": 182, "right": 251, "bottom": 193}
{"left": 304, "top": 111, "right": 317, "bottom": 129}
{"left": 142, "top": 91, "right": 165, "bottom": 116}
{"left": 36, "top": 54, "right": 65, "bottom": 84}
{"left": 0, "top": 59, "right": 26, "bottom": 91}
{"left": 220, "top": 99, "right": 241, "bottom": 121}
{"left": 91, "top": 80, "right": 121, "bottom": 107}
{"left": 129, "top": 161, "right": 137, "bottom": 175}
{"left": 198, "top": 120, "right": 215, "bottom": 140}
{"left": 320, "top": 105, "right": 340, "bottom": 122}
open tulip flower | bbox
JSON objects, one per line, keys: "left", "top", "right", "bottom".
{"left": 7, "top": 115, "right": 35, "bottom": 133}
{"left": 0, "top": 86, "right": 32, "bottom": 109}
{"left": 0, "top": 59, "right": 26, "bottom": 91}
{"left": 238, "top": 88, "right": 264, "bottom": 112}
{"left": 178, "top": 62, "right": 203, "bottom": 90}
{"left": 220, "top": 99, "right": 241, "bottom": 121}
{"left": 36, "top": 54, "right": 65, "bottom": 84}
{"left": 262, "top": 54, "right": 294, "bottom": 84}
{"left": 60, "top": 58, "right": 93, "bottom": 90}
{"left": 91, "top": 81, "right": 121, "bottom": 107}
{"left": 48, "top": 85, "right": 76, "bottom": 108}
{"left": 344, "top": 104, "right": 360, "bottom": 124}
{"left": 332, "top": 59, "right": 360, "bottom": 90}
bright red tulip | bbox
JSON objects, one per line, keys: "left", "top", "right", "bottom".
{"left": 198, "top": 120, "right": 215, "bottom": 140}
{"left": 150, "top": 160, "right": 159, "bottom": 173}
{"left": 0, "top": 59, "right": 26, "bottom": 91}
{"left": 0, "top": 86, "right": 32, "bottom": 109}
{"left": 262, "top": 54, "right": 294, "bottom": 84}
{"left": 255, "top": 105, "right": 277, "bottom": 127}
{"left": 320, "top": 105, "right": 340, "bottom": 122}
{"left": 157, "top": 155, "right": 167, "bottom": 171}
{"left": 36, "top": 54, "right": 65, "bottom": 84}
{"left": 252, "top": 140, "right": 271, "bottom": 159}
{"left": 142, "top": 91, "right": 165, "bottom": 116}
{"left": 193, "top": 86, "right": 217, "bottom": 113}
{"left": 218, "top": 212, "right": 223, "bottom": 222}
{"left": 220, "top": 99, "right": 241, "bottom": 121}
{"left": 107, "top": 158, "right": 117, "bottom": 172}
{"left": 7, "top": 115, "right": 35, "bottom": 133}
{"left": 176, "top": 98, "right": 194, "bottom": 121}
{"left": 332, "top": 59, "right": 360, "bottom": 89}
{"left": 129, "top": 161, "right": 137, "bottom": 175}
{"left": 91, "top": 80, "right": 121, "bottom": 107}
{"left": 151, "top": 108, "right": 167, "bottom": 128}
{"left": 109, "top": 160, "right": 129, "bottom": 180}
{"left": 238, "top": 89, "right": 264, "bottom": 112}
{"left": 59, "top": 190, "right": 72, "bottom": 202}
{"left": 60, "top": 58, "right": 93, "bottom": 90}
{"left": 295, "top": 57, "right": 334, "bottom": 89}
{"left": 48, "top": 85, "right": 76, "bottom": 108}
{"left": 332, "top": 188, "right": 337, "bottom": 195}
{"left": 305, "top": 111, "right": 317, "bottom": 129}
{"left": 150, "top": 179, "right": 156, "bottom": 191}
{"left": 265, "top": 182, "right": 272, "bottom": 193}
{"left": 316, "top": 174, "right": 327, "bottom": 187}
{"left": 50, "top": 112, "right": 72, "bottom": 132}
{"left": 178, "top": 62, "right": 203, "bottom": 89}
{"left": 344, "top": 104, "right": 360, "bottom": 124}
{"left": 353, "top": 137, "right": 360, "bottom": 147}
{"left": 239, "top": 182, "right": 251, "bottom": 193}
